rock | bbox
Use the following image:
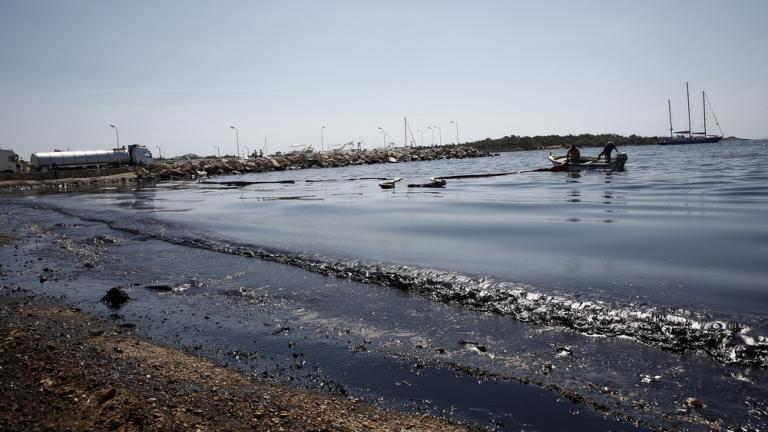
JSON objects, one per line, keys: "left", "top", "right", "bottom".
{"left": 640, "top": 374, "right": 661, "bottom": 384}
{"left": 684, "top": 397, "right": 704, "bottom": 409}
{"left": 144, "top": 146, "right": 493, "bottom": 180}
{"left": 102, "top": 287, "right": 130, "bottom": 308}
{"left": 98, "top": 387, "right": 117, "bottom": 404}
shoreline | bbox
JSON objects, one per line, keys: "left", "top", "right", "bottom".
{"left": 0, "top": 200, "right": 656, "bottom": 432}
{"left": 0, "top": 293, "right": 472, "bottom": 431}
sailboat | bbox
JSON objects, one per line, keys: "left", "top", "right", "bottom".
{"left": 658, "top": 82, "right": 723, "bottom": 145}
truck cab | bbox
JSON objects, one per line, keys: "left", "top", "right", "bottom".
{"left": 128, "top": 144, "right": 154, "bottom": 166}
{"left": 0, "top": 148, "right": 20, "bottom": 173}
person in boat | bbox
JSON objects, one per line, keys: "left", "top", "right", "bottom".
{"left": 597, "top": 141, "right": 618, "bottom": 162}
{"left": 566, "top": 145, "right": 580, "bottom": 162}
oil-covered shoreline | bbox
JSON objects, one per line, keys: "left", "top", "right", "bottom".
{"left": 0, "top": 295, "right": 474, "bottom": 432}
{"left": 0, "top": 201, "right": 656, "bottom": 432}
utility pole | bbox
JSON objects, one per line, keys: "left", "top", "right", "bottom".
{"left": 450, "top": 121, "right": 459, "bottom": 144}
{"left": 230, "top": 126, "right": 240, "bottom": 158}
{"left": 110, "top": 124, "right": 120, "bottom": 148}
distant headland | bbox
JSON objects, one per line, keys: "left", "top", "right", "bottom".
{"left": 463, "top": 133, "right": 747, "bottom": 153}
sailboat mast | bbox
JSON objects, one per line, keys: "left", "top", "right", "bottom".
{"left": 404, "top": 117, "right": 407, "bottom": 147}
{"left": 667, "top": 99, "right": 673, "bottom": 138}
{"left": 702, "top": 91, "right": 707, "bottom": 137}
{"left": 686, "top": 82, "right": 692, "bottom": 139}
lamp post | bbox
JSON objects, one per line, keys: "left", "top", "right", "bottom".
{"left": 377, "top": 126, "right": 387, "bottom": 148}
{"left": 427, "top": 126, "right": 434, "bottom": 146}
{"left": 321, "top": 126, "right": 326, "bottom": 152}
{"left": 155, "top": 146, "right": 162, "bottom": 160}
{"left": 109, "top": 124, "right": 120, "bottom": 148}
{"left": 417, "top": 129, "right": 424, "bottom": 147}
{"left": 435, "top": 126, "right": 442, "bottom": 146}
{"left": 450, "top": 121, "right": 459, "bottom": 144}
{"left": 214, "top": 146, "right": 221, "bottom": 158}
{"left": 229, "top": 126, "right": 240, "bottom": 158}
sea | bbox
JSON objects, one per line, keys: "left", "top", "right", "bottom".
{"left": 4, "top": 140, "right": 768, "bottom": 431}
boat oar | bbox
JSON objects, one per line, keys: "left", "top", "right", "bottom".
{"left": 530, "top": 162, "right": 569, "bottom": 172}
{"left": 427, "top": 163, "right": 569, "bottom": 181}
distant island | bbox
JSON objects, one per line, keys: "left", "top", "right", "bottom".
{"left": 463, "top": 134, "right": 661, "bottom": 153}
{"left": 462, "top": 133, "right": 748, "bottom": 153}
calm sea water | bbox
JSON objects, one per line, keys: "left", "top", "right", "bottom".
{"left": 18, "top": 139, "right": 768, "bottom": 430}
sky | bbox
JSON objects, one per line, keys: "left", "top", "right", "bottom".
{"left": 1, "top": 0, "right": 767, "bottom": 158}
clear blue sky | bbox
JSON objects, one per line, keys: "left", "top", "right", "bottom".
{"left": 1, "top": 0, "right": 766, "bottom": 157}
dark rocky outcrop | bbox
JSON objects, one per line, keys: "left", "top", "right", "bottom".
{"left": 139, "top": 146, "right": 494, "bottom": 181}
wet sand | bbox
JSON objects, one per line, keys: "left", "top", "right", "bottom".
{"left": 0, "top": 293, "right": 471, "bottom": 432}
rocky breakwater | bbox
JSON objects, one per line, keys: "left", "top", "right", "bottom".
{"left": 138, "top": 146, "right": 494, "bottom": 181}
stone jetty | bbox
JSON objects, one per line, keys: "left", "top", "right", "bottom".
{"left": 138, "top": 146, "right": 494, "bottom": 181}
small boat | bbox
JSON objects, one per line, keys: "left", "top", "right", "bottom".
{"left": 658, "top": 82, "right": 723, "bottom": 145}
{"left": 548, "top": 153, "right": 628, "bottom": 171}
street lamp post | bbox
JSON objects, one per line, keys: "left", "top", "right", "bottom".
{"left": 321, "top": 126, "right": 326, "bottom": 152}
{"left": 377, "top": 126, "right": 387, "bottom": 148}
{"left": 427, "top": 126, "right": 434, "bottom": 146}
{"left": 450, "top": 121, "right": 459, "bottom": 144}
{"left": 155, "top": 146, "right": 162, "bottom": 160}
{"left": 214, "top": 146, "right": 221, "bottom": 158}
{"left": 229, "top": 126, "right": 240, "bottom": 158}
{"left": 109, "top": 124, "right": 120, "bottom": 148}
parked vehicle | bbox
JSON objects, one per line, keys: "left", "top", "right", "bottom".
{"left": 0, "top": 148, "right": 20, "bottom": 173}
{"left": 30, "top": 144, "right": 153, "bottom": 171}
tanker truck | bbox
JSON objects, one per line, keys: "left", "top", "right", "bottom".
{"left": 30, "top": 144, "right": 154, "bottom": 171}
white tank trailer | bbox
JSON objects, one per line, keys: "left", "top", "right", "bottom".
{"left": 0, "top": 148, "right": 21, "bottom": 173}
{"left": 30, "top": 144, "right": 154, "bottom": 171}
